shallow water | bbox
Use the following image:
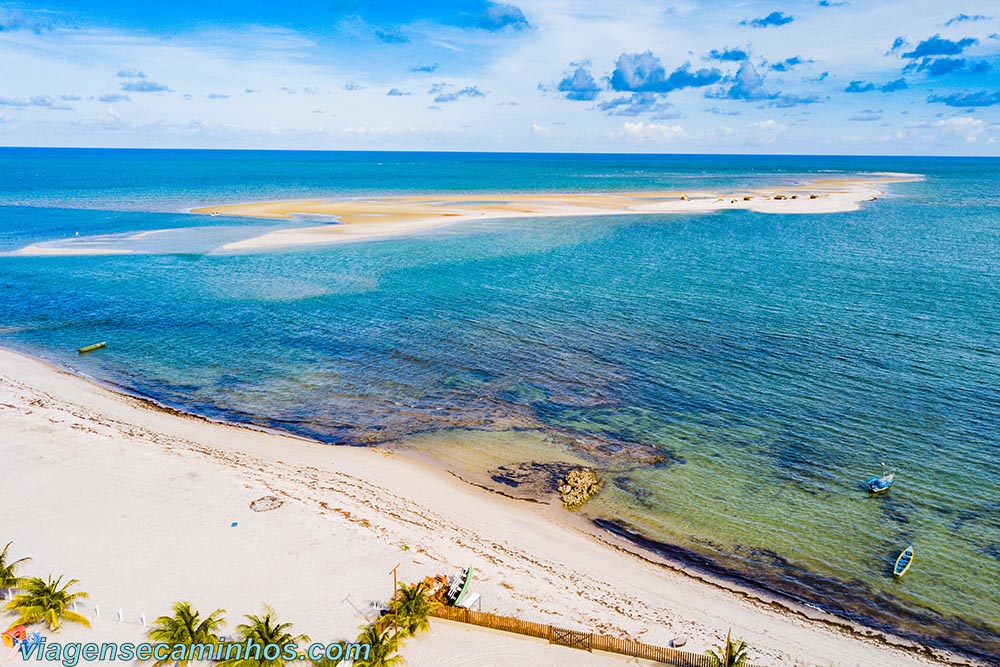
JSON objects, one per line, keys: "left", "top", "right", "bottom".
{"left": 1, "top": 149, "right": 998, "bottom": 661}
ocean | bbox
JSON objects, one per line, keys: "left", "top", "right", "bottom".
{"left": 1, "top": 148, "right": 998, "bottom": 662}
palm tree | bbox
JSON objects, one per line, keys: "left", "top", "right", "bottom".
{"left": 146, "top": 601, "right": 226, "bottom": 666}
{"left": 5, "top": 575, "right": 90, "bottom": 630}
{"left": 216, "top": 606, "right": 309, "bottom": 667}
{"left": 706, "top": 630, "right": 750, "bottom": 667}
{"left": 387, "top": 582, "right": 437, "bottom": 638}
{"left": 0, "top": 542, "right": 31, "bottom": 598}
{"left": 352, "top": 624, "right": 402, "bottom": 667}
{"left": 310, "top": 645, "right": 348, "bottom": 667}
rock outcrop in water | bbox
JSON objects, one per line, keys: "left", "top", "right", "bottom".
{"left": 558, "top": 468, "right": 602, "bottom": 509}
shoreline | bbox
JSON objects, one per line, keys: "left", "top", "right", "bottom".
{"left": 0, "top": 345, "right": 983, "bottom": 667}
{"left": 10, "top": 174, "right": 921, "bottom": 256}
{"left": 203, "top": 178, "right": 902, "bottom": 253}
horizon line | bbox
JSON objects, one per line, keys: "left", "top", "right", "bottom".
{"left": 2, "top": 145, "right": 999, "bottom": 159}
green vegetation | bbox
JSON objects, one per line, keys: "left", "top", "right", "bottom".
{"left": 353, "top": 623, "right": 402, "bottom": 667}
{"left": 1, "top": 541, "right": 435, "bottom": 667}
{"left": 146, "top": 601, "right": 226, "bottom": 666}
{"left": 0, "top": 542, "right": 31, "bottom": 594}
{"left": 706, "top": 630, "right": 751, "bottom": 667}
{"left": 5, "top": 575, "right": 90, "bottom": 630}
{"left": 217, "top": 606, "right": 309, "bottom": 667}
{"left": 388, "top": 581, "right": 438, "bottom": 638}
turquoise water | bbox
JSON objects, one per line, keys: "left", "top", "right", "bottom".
{"left": 1, "top": 149, "right": 998, "bottom": 662}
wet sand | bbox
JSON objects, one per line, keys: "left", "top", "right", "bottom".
{"left": 0, "top": 347, "right": 968, "bottom": 667}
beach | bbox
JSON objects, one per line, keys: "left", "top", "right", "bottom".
{"left": 0, "top": 347, "right": 969, "bottom": 666}
{"left": 9, "top": 175, "right": 918, "bottom": 257}
{"left": 197, "top": 177, "right": 907, "bottom": 252}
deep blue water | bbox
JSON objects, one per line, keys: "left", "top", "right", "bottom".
{"left": 1, "top": 149, "right": 998, "bottom": 662}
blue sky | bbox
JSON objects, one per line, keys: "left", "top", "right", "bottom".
{"left": 1, "top": 1, "right": 998, "bottom": 153}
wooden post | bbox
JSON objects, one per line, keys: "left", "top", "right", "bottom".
{"left": 389, "top": 564, "right": 399, "bottom": 640}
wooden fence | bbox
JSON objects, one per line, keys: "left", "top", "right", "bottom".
{"left": 430, "top": 606, "right": 758, "bottom": 667}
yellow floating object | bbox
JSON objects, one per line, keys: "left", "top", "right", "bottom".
{"left": 78, "top": 341, "right": 106, "bottom": 354}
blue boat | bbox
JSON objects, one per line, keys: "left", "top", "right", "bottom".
{"left": 867, "top": 472, "right": 894, "bottom": 493}
{"left": 894, "top": 546, "right": 914, "bottom": 578}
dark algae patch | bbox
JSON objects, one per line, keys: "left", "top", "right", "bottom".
{"left": 595, "top": 518, "right": 1000, "bottom": 665}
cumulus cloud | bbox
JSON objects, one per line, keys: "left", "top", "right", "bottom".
{"left": 98, "top": 93, "right": 130, "bottom": 103}
{"left": 902, "top": 34, "right": 977, "bottom": 58}
{"left": 433, "top": 86, "right": 486, "bottom": 103}
{"left": 742, "top": 12, "right": 794, "bottom": 28}
{"left": 375, "top": 27, "right": 409, "bottom": 43}
{"left": 479, "top": 3, "right": 529, "bottom": 31}
{"left": 557, "top": 66, "right": 601, "bottom": 101}
{"left": 927, "top": 90, "right": 1000, "bottom": 107}
{"left": 724, "top": 61, "right": 774, "bottom": 100}
{"left": 708, "top": 48, "right": 748, "bottom": 62}
{"left": 771, "top": 94, "right": 825, "bottom": 108}
{"left": 771, "top": 56, "right": 809, "bottom": 71}
{"left": 387, "top": 88, "right": 409, "bottom": 96}
{"left": 906, "top": 57, "right": 991, "bottom": 76}
{"left": 848, "top": 113, "right": 881, "bottom": 121}
{"left": 121, "top": 80, "right": 171, "bottom": 92}
{"left": 620, "top": 120, "right": 686, "bottom": 140}
{"left": 844, "top": 80, "right": 875, "bottom": 93}
{"left": 945, "top": 14, "right": 989, "bottom": 26}
{"left": 598, "top": 93, "right": 680, "bottom": 119}
{"left": 408, "top": 63, "right": 438, "bottom": 73}
{"left": 207, "top": 93, "right": 230, "bottom": 99}
{"left": 929, "top": 117, "right": 988, "bottom": 142}
{"left": 845, "top": 78, "right": 908, "bottom": 92}
{"left": 705, "top": 106, "right": 740, "bottom": 116}
{"left": 117, "top": 68, "right": 146, "bottom": 79}
{"left": 611, "top": 52, "right": 721, "bottom": 93}
{"left": 749, "top": 119, "right": 786, "bottom": 142}
{"left": 0, "top": 95, "right": 72, "bottom": 110}
{"left": 343, "top": 81, "right": 364, "bottom": 91}
{"left": 887, "top": 36, "right": 907, "bottom": 54}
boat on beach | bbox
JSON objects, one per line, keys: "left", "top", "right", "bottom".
{"left": 894, "top": 546, "right": 914, "bottom": 578}
{"left": 867, "top": 472, "right": 895, "bottom": 493}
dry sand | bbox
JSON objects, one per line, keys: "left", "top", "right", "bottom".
{"left": 194, "top": 176, "right": 916, "bottom": 253}
{"left": 11, "top": 175, "right": 918, "bottom": 256}
{"left": 0, "top": 348, "right": 966, "bottom": 666}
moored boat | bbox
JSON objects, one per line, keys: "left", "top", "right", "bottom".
{"left": 894, "top": 546, "right": 914, "bottom": 578}
{"left": 867, "top": 472, "right": 895, "bottom": 493}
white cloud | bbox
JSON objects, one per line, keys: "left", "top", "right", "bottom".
{"left": 931, "top": 117, "right": 987, "bottom": 143}
{"left": 1, "top": 0, "right": 999, "bottom": 153}
{"left": 620, "top": 120, "right": 687, "bottom": 140}
{"left": 749, "top": 119, "right": 787, "bottom": 143}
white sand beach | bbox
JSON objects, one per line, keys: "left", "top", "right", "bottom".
{"left": 0, "top": 348, "right": 968, "bottom": 666}
{"left": 205, "top": 178, "right": 905, "bottom": 252}
{"left": 11, "top": 176, "right": 920, "bottom": 257}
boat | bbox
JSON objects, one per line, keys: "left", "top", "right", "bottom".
{"left": 893, "top": 546, "right": 914, "bottom": 578}
{"left": 867, "top": 472, "right": 894, "bottom": 493}
{"left": 446, "top": 566, "right": 474, "bottom": 606}
{"left": 77, "top": 341, "right": 106, "bottom": 354}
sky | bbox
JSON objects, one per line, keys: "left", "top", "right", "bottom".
{"left": 1, "top": 0, "right": 999, "bottom": 154}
